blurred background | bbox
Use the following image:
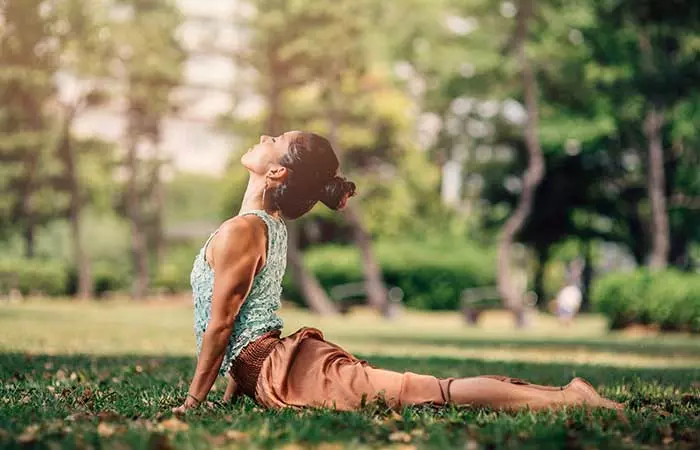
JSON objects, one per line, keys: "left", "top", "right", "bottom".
{"left": 1, "top": 0, "right": 699, "bottom": 335}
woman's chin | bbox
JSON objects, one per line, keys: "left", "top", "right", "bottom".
{"left": 240, "top": 152, "right": 252, "bottom": 168}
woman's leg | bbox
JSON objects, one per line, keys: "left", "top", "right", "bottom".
{"left": 364, "top": 367, "right": 621, "bottom": 411}
{"left": 445, "top": 376, "right": 623, "bottom": 411}
{"left": 478, "top": 375, "right": 569, "bottom": 390}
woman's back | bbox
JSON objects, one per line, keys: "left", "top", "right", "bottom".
{"left": 190, "top": 210, "right": 287, "bottom": 375}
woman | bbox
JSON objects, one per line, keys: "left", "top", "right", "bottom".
{"left": 174, "top": 131, "right": 622, "bottom": 414}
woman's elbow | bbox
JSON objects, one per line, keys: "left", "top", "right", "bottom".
{"left": 207, "top": 319, "right": 235, "bottom": 337}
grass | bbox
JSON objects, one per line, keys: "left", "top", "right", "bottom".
{"left": 1, "top": 299, "right": 699, "bottom": 449}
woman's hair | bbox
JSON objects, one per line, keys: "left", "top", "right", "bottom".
{"left": 270, "top": 132, "right": 356, "bottom": 219}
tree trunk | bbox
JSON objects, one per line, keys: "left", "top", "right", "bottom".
{"left": 669, "top": 231, "right": 690, "bottom": 271}
{"left": 580, "top": 241, "right": 593, "bottom": 312}
{"left": 58, "top": 105, "right": 93, "bottom": 300}
{"left": 343, "top": 206, "right": 391, "bottom": 315}
{"left": 266, "top": 77, "right": 338, "bottom": 315}
{"left": 20, "top": 148, "right": 41, "bottom": 260}
{"left": 327, "top": 102, "right": 390, "bottom": 316}
{"left": 286, "top": 221, "right": 339, "bottom": 315}
{"left": 69, "top": 208, "right": 92, "bottom": 300}
{"left": 643, "top": 108, "right": 669, "bottom": 270}
{"left": 533, "top": 244, "right": 548, "bottom": 310}
{"left": 125, "top": 127, "right": 149, "bottom": 300}
{"left": 151, "top": 150, "right": 166, "bottom": 270}
{"left": 24, "top": 224, "right": 35, "bottom": 259}
{"left": 496, "top": 0, "right": 545, "bottom": 327}
{"left": 627, "top": 205, "right": 648, "bottom": 266}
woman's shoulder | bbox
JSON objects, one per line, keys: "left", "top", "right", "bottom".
{"left": 208, "top": 215, "right": 268, "bottom": 264}
{"left": 216, "top": 215, "right": 267, "bottom": 245}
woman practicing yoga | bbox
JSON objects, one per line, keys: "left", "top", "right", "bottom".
{"left": 173, "top": 131, "right": 622, "bottom": 414}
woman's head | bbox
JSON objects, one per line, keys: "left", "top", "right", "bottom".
{"left": 241, "top": 131, "right": 356, "bottom": 219}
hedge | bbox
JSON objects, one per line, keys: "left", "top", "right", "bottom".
{"left": 153, "top": 243, "right": 201, "bottom": 294}
{"left": 0, "top": 239, "right": 496, "bottom": 309}
{"left": 0, "top": 259, "right": 69, "bottom": 296}
{"left": 591, "top": 269, "right": 700, "bottom": 333}
{"left": 283, "top": 240, "right": 496, "bottom": 310}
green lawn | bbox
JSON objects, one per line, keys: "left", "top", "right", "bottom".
{"left": 1, "top": 299, "right": 699, "bottom": 449}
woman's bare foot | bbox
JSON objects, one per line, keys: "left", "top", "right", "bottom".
{"left": 566, "top": 377, "right": 624, "bottom": 410}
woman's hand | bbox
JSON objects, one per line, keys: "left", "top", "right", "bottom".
{"left": 171, "top": 403, "right": 189, "bottom": 415}
{"left": 174, "top": 375, "right": 239, "bottom": 414}
{"left": 172, "top": 394, "right": 203, "bottom": 415}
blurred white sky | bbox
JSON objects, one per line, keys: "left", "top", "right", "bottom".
{"left": 71, "top": 0, "right": 250, "bottom": 177}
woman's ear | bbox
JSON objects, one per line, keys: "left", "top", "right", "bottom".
{"left": 266, "top": 165, "right": 288, "bottom": 182}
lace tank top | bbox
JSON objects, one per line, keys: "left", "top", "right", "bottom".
{"left": 191, "top": 210, "right": 287, "bottom": 376}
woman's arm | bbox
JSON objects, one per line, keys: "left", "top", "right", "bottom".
{"left": 175, "top": 216, "right": 267, "bottom": 412}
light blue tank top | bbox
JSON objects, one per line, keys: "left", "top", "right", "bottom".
{"left": 190, "top": 210, "right": 287, "bottom": 376}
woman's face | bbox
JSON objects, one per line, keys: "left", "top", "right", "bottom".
{"left": 241, "top": 131, "right": 301, "bottom": 176}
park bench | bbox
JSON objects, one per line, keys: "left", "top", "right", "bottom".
{"left": 329, "top": 282, "right": 404, "bottom": 318}
{"left": 461, "top": 286, "right": 538, "bottom": 325}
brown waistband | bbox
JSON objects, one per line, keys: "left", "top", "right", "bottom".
{"left": 230, "top": 329, "right": 282, "bottom": 398}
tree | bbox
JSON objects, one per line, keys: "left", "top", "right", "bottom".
{"left": 112, "top": 0, "right": 184, "bottom": 299}
{"left": 0, "top": 0, "right": 63, "bottom": 257}
{"left": 419, "top": 0, "right": 551, "bottom": 325}
{"left": 49, "top": 0, "right": 115, "bottom": 299}
{"left": 291, "top": 0, "right": 393, "bottom": 316}
{"left": 494, "top": 0, "right": 544, "bottom": 325}
{"left": 232, "top": 0, "right": 436, "bottom": 315}
{"left": 479, "top": 0, "right": 700, "bottom": 303}
{"left": 587, "top": 0, "right": 700, "bottom": 269}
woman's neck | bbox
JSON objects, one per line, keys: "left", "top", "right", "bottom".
{"left": 238, "top": 175, "right": 281, "bottom": 219}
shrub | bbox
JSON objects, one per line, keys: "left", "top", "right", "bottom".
{"left": 153, "top": 244, "right": 200, "bottom": 294}
{"left": 154, "top": 261, "right": 193, "bottom": 294}
{"left": 92, "top": 262, "right": 131, "bottom": 296}
{"left": 283, "top": 240, "right": 496, "bottom": 310}
{"left": 65, "top": 262, "right": 132, "bottom": 297}
{"left": 0, "top": 259, "right": 69, "bottom": 296}
{"left": 592, "top": 269, "right": 700, "bottom": 333}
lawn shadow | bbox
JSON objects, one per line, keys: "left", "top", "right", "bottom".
{"left": 332, "top": 333, "right": 700, "bottom": 358}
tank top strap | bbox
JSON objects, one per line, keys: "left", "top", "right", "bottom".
{"left": 239, "top": 209, "right": 284, "bottom": 258}
{"left": 201, "top": 228, "right": 220, "bottom": 267}
{"left": 239, "top": 209, "right": 279, "bottom": 230}
{"left": 203, "top": 228, "right": 220, "bottom": 248}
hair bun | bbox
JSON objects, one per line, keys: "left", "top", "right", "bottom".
{"left": 319, "top": 176, "right": 356, "bottom": 210}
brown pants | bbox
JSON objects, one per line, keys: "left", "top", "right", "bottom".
{"left": 255, "top": 327, "right": 452, "bottom": 411}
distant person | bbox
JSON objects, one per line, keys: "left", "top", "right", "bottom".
{"left": 554, "top": 284, "right": 583, "bottom": 325}
{"left": 553, "top": 259, "right": 584, "bottom": 324}
{"left": 173, "top": 131, "right": 622, "bottom": 414}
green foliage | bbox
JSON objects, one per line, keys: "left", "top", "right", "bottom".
{"left": 164, "top": 173, "right": 228, "bottom": 225}
{"left": 0, "top": 258, "right": 69, "bottom": 296}
{"left": 65, "top": 261, "right": 130, "bottom": 297}
{"left": 153, "top": 243, "right": 199, "bottom": 294}
{"left": 3, "top": 0, "right": 700, "bottom": 303}
{"left": 592, "top": 269, "right": 700, "bottom": 332}
{"left": 0, "top": 0, "right": 65, "bottom": 240}
{"left": 283, "top": 240, "right": 495, "bottom": 310}
{"left": 92, "top": 262, "right": 131, "bottom": 297}
{"left": 0, "top": 213, "right": 135, "bottom": 297}
{"left": 218, "top": 164, "right": 251, "bottom": 220}
{"left": 225, "top": 0, "right": 447, "bottom": 241}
